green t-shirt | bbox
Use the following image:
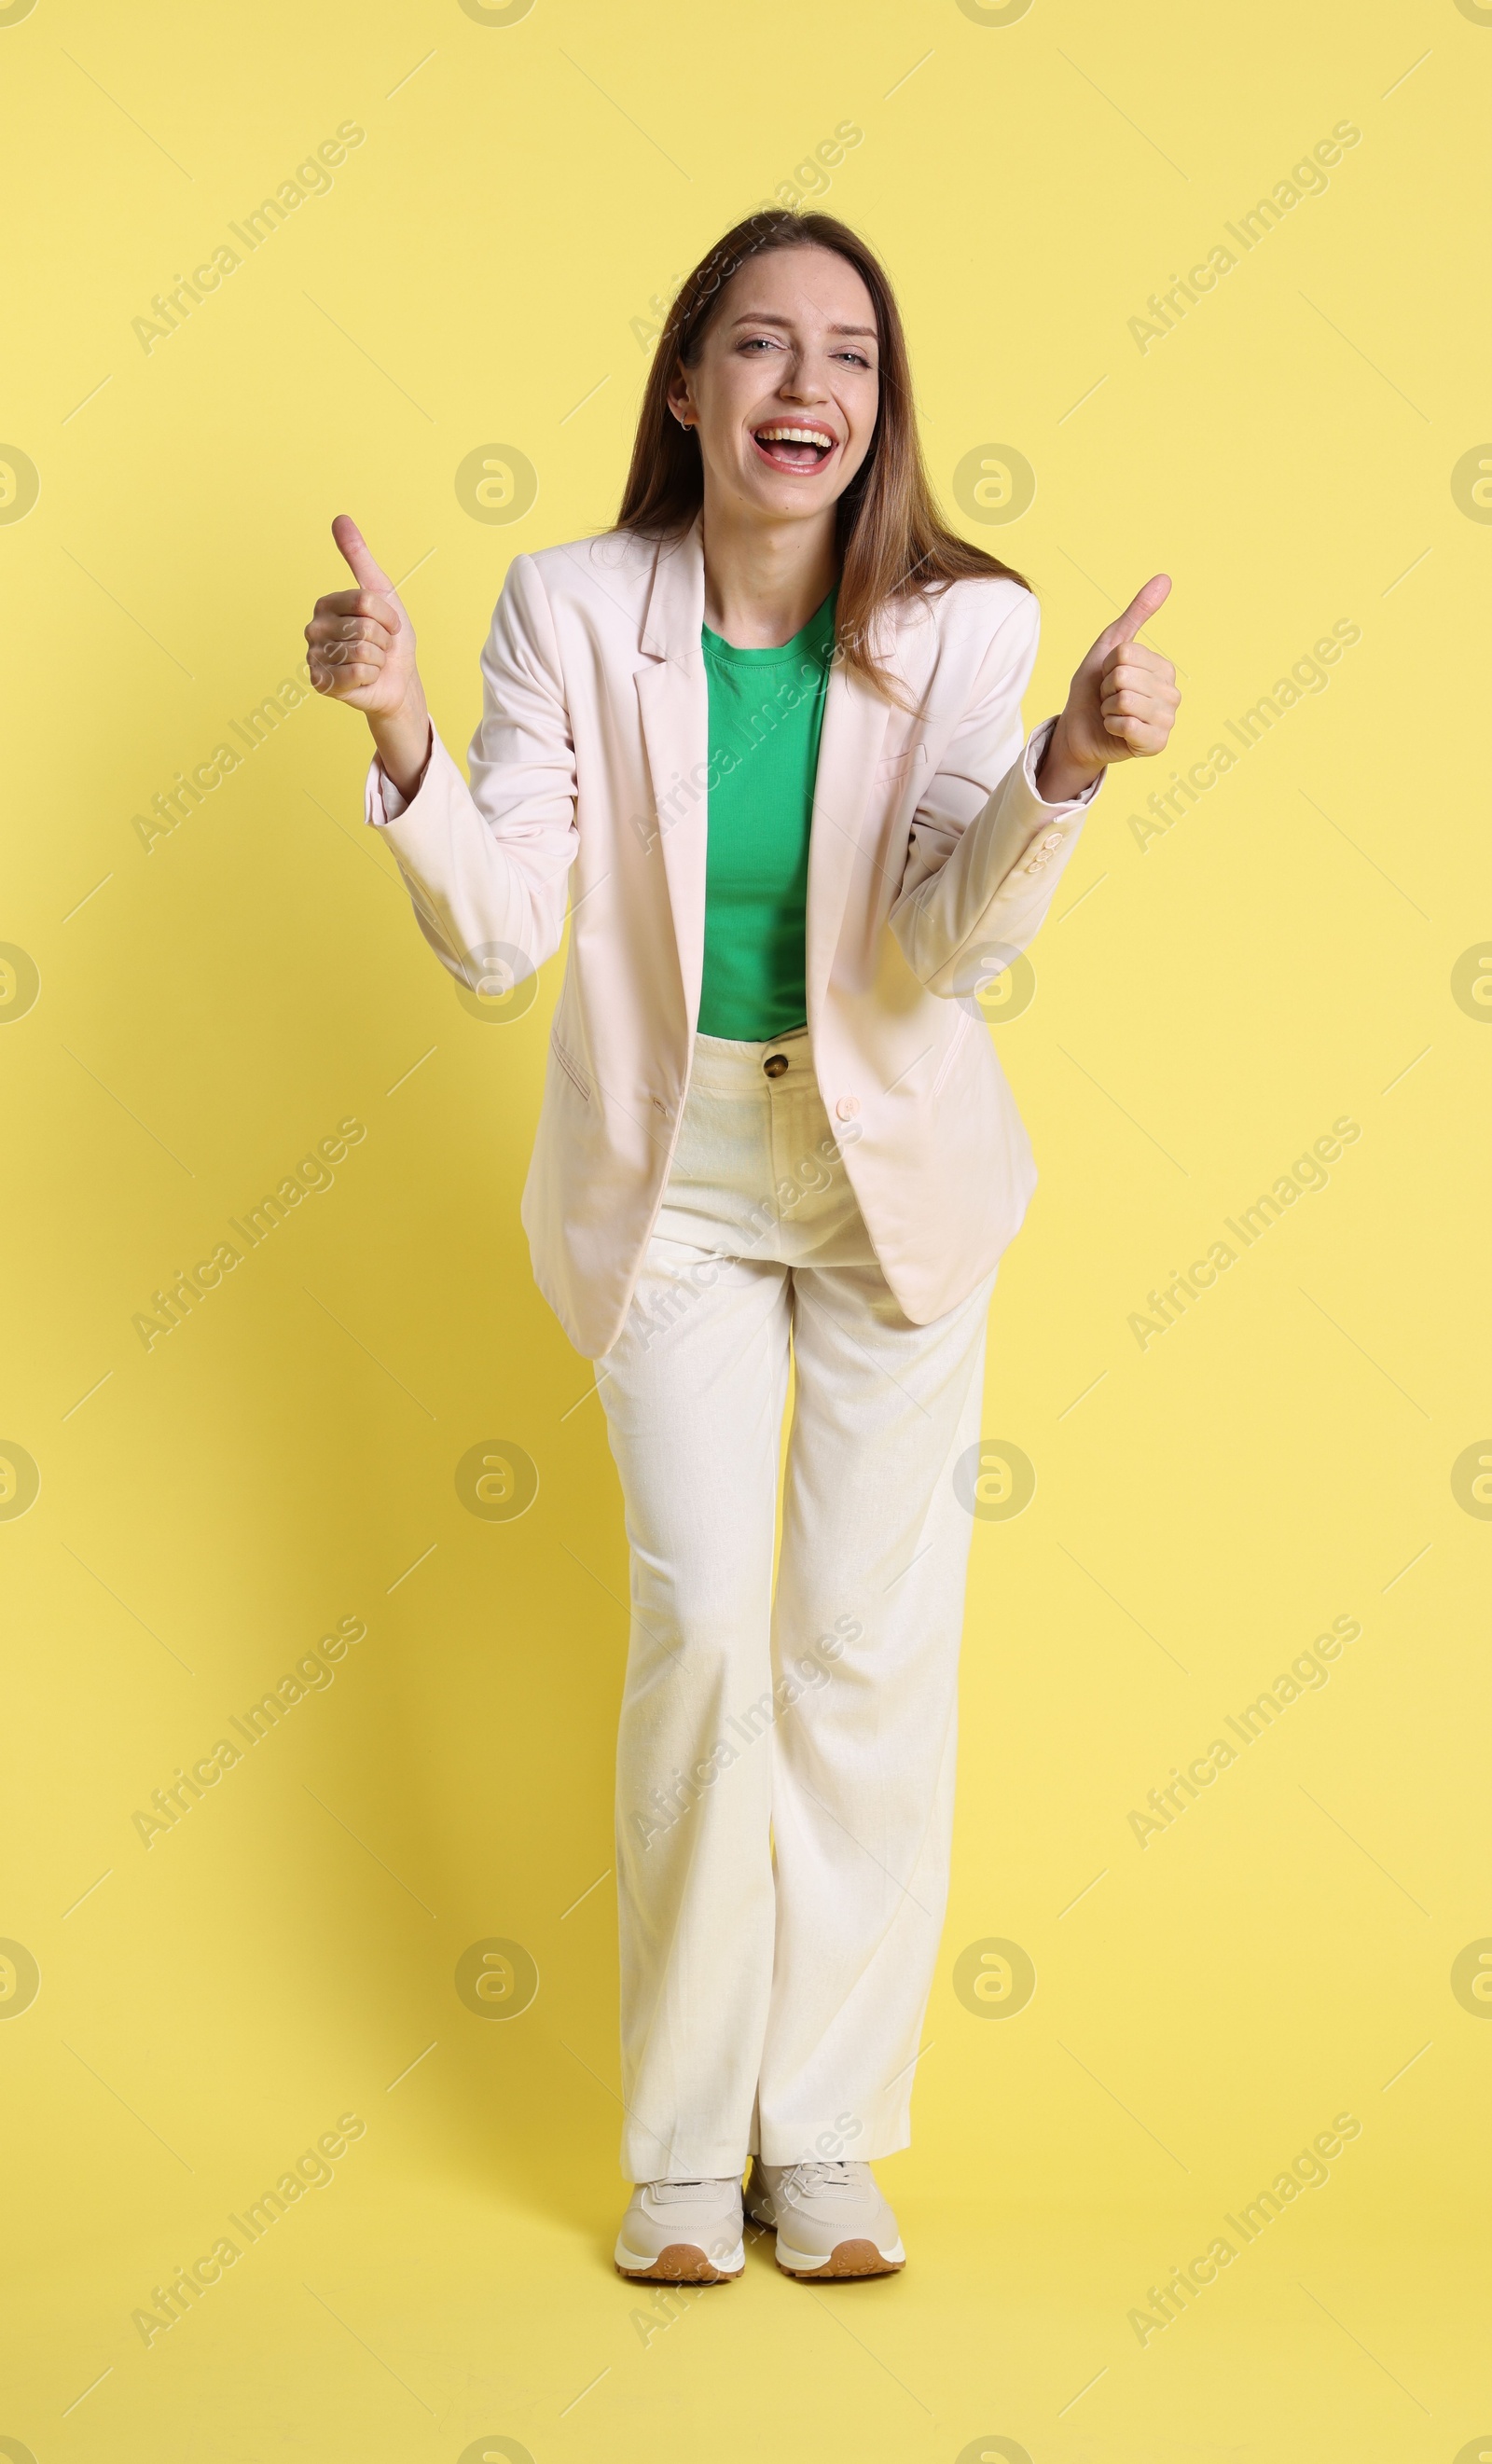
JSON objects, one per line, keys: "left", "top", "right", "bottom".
{"left": 697, "top": 586, "right": 837, "bottom": 1040}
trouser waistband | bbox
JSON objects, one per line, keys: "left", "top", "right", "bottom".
{"left": 688, "top": 1025, "right": 814, "bottom": 1094}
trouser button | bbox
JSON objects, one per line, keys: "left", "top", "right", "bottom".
{"left": 763, "top": 1053, "right": 789, "bottom": 1079}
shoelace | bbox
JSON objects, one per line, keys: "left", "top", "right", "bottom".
{"left": 649, "top": 2177, "right": 737, "bottom": 2205}
{"left": 780, "top": 2161, "right": 858, "bottom": 2200}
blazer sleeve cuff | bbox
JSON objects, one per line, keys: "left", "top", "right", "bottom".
{"left": 1019, "top": 714, "right": 1105, "bottom": 815}
{"left": 364, "top": 724, "right": 435, "bottom": 829}
{"left": 367, "top": 762, "right": 406, "bottom": 826}
{"left": 959, "top": 715, "right": 1106, "bottom": 911}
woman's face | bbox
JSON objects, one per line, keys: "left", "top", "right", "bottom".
{"left": 668, "top": 245, "right": 880, "bottom": 526}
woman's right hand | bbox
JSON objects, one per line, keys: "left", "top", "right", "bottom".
{"left": 305, "top": 516, "right": 432, "bottom": 796}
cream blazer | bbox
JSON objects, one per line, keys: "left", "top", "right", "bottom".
{"left": 366, "top": 514, "right": 1103, "bottom": 1358}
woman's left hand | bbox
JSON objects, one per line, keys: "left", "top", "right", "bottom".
{"left": 1036, "top": 574, "right": 1181, "bottom": 802}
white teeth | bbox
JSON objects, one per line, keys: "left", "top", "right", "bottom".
{"left": 755, "top": 426, "right": 834, "bottom": 449}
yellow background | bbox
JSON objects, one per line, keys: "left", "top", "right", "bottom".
{"left": 4, "top": 0, "right": 1489, "bottom": 2456}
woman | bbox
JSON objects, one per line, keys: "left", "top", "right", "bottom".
{"left": 305, "top": 209, "right": 1178, "bottom": 2287}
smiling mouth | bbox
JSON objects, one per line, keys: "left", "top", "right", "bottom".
{"left": 752, "top": 423, "right": 838, "bottom": 474}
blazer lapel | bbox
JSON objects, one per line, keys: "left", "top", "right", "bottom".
{"left": 633, "top": 510, "right": 894, "bottom": 1034}
{"left": 804, "top": 644, "right": 891, "bottom": 1024}
{"left": 634, "top": 518, "right": 709, "bottom": 1027}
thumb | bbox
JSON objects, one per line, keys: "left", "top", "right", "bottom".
{"left": 1099, "top": 572, "right": 1171, "bottom": 656}
{"left": 332, "top": 514, "right": 395, "bottom": 596}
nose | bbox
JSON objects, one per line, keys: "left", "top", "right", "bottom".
{"left": 776, "top": 347, "right": 831, "bottom": 403}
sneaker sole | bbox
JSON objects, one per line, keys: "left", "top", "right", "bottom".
{"left": 614, "top": 2238, "right": 745, "bottom": 2283}
{"left": 753, "top": 2219, "right": 905, "bottom": 2279}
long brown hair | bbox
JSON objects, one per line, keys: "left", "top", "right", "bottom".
{"left": 615, "top": 209, "right": 1031, "bottom": 707}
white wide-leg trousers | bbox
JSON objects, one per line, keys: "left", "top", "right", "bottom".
{"left": 598, "top": 1028, "right": 994, "bottom": 2181}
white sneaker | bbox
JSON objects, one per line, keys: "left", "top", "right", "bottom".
{"left": 614, "top": 2176, "right": 745, "bottom": 2281}
{"left": 745, "top": 2158, "right": 905, "bottom": 2277}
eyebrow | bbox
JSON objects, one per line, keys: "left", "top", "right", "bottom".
{"left": 727, "top": 311, "right": 877, "bottom": 339}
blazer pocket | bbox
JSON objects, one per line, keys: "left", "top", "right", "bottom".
{"left": 928, "top": 1006, "right": 974, "bottom": 1101}
{"left": 549, "top": 1024, "right": 591, "bottom": 1102}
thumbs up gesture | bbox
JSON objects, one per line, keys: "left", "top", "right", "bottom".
{"left": 1036, "top": 574, "right": 1180, "bottom": 802}
{"left": 306, "top": 516, "right": 432, "bottom": 794}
